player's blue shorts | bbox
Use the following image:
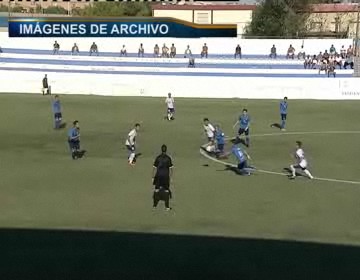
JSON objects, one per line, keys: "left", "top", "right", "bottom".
{"left": 217, "top": 144, "right": 224, "bottom": 152}
{"left": 54, "top": 112, "right": 62, "bottom": 120}
{"left": 168, "top": 108, "right": 175, "bottom": 113}
{"left": 281, "top": 114, "right": 287, "bottom": 120}
{"left": 68, "top": 140, "right": 80, "bottom": 151}
{"left": 238, "top": 127, "right": 249, "bottom": 136}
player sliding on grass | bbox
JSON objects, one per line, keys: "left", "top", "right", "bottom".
{"left": 125, "top": 123, "right": 140, "bottom": 166}
{"left": 231, "top": 144, "right": 254, "bottom": 176}
{"left": 233, "top": 109, "right": 251, "bottom": 147}
{"left": 165, "top": 92, "right": 175, "bottom": 121}
{"left": 289, "top": 141, "right": 314, "bottom": 180}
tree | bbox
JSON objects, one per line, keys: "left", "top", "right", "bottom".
{"left": 245, "top": 0, "right": 332, "bottom": 38}
{"left": 43, "top": 6, "right": 68, "bottom": 15}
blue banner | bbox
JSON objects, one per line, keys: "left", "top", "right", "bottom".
{"left": 8, "top": 17, "right": 237, "bottom": 38}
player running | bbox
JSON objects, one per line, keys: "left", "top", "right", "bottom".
{"left": 280, "top": 97, "right": 288, "bottom": 131}
{"left": 165, "top": 92, "right": 175, "bottom": 121}
{"left": 233, "top": 109, "right": 251, "bottom": 147}
{"left": 215, "top": 124, "right": 225, "bottom": 156}
{"left": 231, "top": 144, "right": 254, "bottom": 175}
{"left": 289, "top": 141, "right": 314, "bottom": 180}
{"left": 125, "top": 123, "right": 140, "bottom": 166}
{"left": 203, "top": 118, "right": 215, "bottom": 144}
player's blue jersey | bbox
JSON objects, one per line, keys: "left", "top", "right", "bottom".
{"left": 68, "top": 127, "right": 79, "bottom": 141}
{"left": 232, "top": 145, "right": 246, "bottom": 163}
{"left": 239, "top": 114, "right": 250, "bottom": 129}
{"left": 52, "top": 100, "right": 61, "bottom": 114}
{"left": 280, "top": 101, "right": 288, "bottom": 114}
{"left": 216, "top": 129, "right": 225, "bottom": 145}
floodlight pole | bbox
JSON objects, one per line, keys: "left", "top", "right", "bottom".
{"left": 355, "top": 2, "right": 360, "bottom": 56}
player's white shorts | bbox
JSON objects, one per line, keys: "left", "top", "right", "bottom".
{"left": 295, "top": 159, "right": 308, "bottom": 170}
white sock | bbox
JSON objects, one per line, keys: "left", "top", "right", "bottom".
{"left": 129, "top": 153, "right": 135, "bottom": 163}
{"left": 290, "top": 165, "right": 296, "bottom": 176}
{"left": 304, "top": 169, "right": 313, "bottom": 179}
{"left": 167, "top": 113, "right": 171, "bottom": 120}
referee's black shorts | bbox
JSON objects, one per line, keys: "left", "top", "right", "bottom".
{"left": 153, "top": 175, "right": 170, "bottom": 190}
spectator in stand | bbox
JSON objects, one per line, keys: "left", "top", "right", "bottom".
{"left": 138, "top": 43, "right": 144, "bottom": 57}
{"left": 89, "top": 42, "right": 98, "bottom": 56}
{"left": 335, "top": 54, "right": 342, "bottom": 69}
{"left": 201, "top": 43, "right": 208, "bottom": 58}
{"left": 170, "top": 44, "right": 176, "bottom": 58}
{"left": 286, "top": 44, "right": 295, "bottom": 59}
{"left": 318, "top": 60, "right": 328, "bottom": 75}
{"left": 317, "top": 51, "right": 323, "bottom": 62}
{"left": 340, "top": 45, "right": 346, "bottom": 59}
{"left": 120, "top": 45, "right": 127, "bottom": 57}
{"left": 297, "top": 45, "right": 306, "bottom": 60}
{"left": 53, "top": 41, "right": 60, "bottom": 55}
{"left": 327, "top": 61, "right": 336, "bottom": 78}
{"left": 162, "top": 44, "right": 169, "bottom": 58}
{"left": 184, "top": 45, "right": 192, "bottom": 58}
{"left": 188, "top": 57, "right": 195, "bottom": 68}
{"left": 269, "top": 45, "right": 277, "bottom": 59}
{"left": 347, "top": 45, "right": 354, "bottom": 57}
{"left": 0, "top": 45, "right": 2, "bottom": 53}
{"left": 234, "top": 44, "right": 242, "bottom": 59}
{"left": 344, "top": 55, "right": 354, "bottom": 69}
{"left": 71, "top": 43, "right": 79, "bottom": 55}
{"left": 329, "top": 44, "right": 336, "bottom": 56}
{"left": 304, "top": 55, "right": 311, "bottom": 69}
{"left": 311, "top": 55, "right": 318, "bottom": 69}
{"left": 154, "top": 44, "right": 160, "bottom": 57}
{"left": 323, "top": 50, "right": 330, "bottom": 62}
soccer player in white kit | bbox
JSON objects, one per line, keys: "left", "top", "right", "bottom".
{"left": 125, "top": 123, "right": 140, "bottom": 166}
{"left": 203, "top": 118, "right": 215, "bottom": 145}
{"left": 165, "top": 93, "right": 175, "bottom": 121}
{"left": 290, "top": 141, "right": 314, "bottom": 179}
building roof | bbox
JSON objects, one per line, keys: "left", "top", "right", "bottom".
{"left": 152, "top": 3, "right": 257, "bottom": 11}
{"left": 308, "top": 4, "right": 359, "bottom": 13}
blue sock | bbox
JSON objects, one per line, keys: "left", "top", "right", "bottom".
{"left": 281, "top": 120, "right": 285, "bottom": 129}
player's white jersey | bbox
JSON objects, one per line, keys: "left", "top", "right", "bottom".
{"left": 125, "top": 128, "right": 137, "bottom": 146}
{"left": 165, "top": 97, "right": 174, "bottom": 109}
{"left": 204, "top": 124, "right": 215, "bottom": 138}
{"left": 295, "top": 148, "right": 308, "bottom": 168}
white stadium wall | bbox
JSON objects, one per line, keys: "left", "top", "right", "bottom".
{"left": 1, "top": 32, "right": 360, "bottom": 100}
{"left": 0, "top": 32, "right": 352, "bottom": 56}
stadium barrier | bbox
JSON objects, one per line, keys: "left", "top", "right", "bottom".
{"left": 1, "top": 70, "right": 360, "bottom": 100}
{"left": 0, "top": 32, "right": 352, "bottom": 56}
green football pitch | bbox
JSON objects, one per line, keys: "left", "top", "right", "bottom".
{"left": 1, "top": 93, "right": 360, "bottom": 246}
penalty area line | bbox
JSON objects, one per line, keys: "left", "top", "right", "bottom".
{"left": 199, "top": 149, "right": 360, "bottom": 186}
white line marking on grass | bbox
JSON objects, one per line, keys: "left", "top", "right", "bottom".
{"left": 201, "top": 130, "right": 360, "bottom": 185}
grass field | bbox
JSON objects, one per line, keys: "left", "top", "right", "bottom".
{"left": 1, "top": 93, "right": 360, "bottom": 247}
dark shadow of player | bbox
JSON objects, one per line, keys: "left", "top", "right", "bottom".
{"left": 270, "top": 123, "right": 282, "bottom": 129}
{"left": 59, "top": 122, "right": 67, "bottom": 129}
{"left": 76, "top": 150, "right": 87, "bottom": 159}
{"left": 230, "top": 138, "right": 246, "bottom": 146}
{"left": 223, "top": 164, "right": 255, "bottom": 176}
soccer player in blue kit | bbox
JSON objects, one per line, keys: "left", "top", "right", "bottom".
{"left": 52, "top": 95, "right": 63, "bottom": 129}
{"left": 231, "top": 144, "right": 253, "bottom": 175}
{"left": 280, "top": 97, "right": 288, "bottom": 131}
{"left": 234, "top": 109, "right": 251, "bottom": 147}
{"left": 215, "top": 124, "right": 225, "bottom": 155}
{"left": 67, "top": 120, "right": 83, "bottom": 160}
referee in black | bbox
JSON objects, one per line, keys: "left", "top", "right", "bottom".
{"left": 152, "top": 144, "right": 174, "bottom": 211}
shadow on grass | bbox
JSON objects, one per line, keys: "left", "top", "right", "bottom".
{"left": 271, "top": 123, "right": 282, "bottom": 129}
{"left": 1, "top": 228, "right": 359, "bottom": 279}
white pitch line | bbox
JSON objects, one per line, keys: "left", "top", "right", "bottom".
{"left": 225, "top": 130, "right": 360, "bottom": 140}
{"left": 200, "top": 130, "right": 360, "bottom": 185}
